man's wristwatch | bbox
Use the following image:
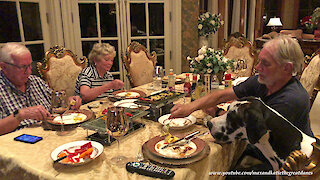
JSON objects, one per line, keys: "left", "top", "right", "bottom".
{"left": 13, "top": 110, "right": 23, "bottom": 122}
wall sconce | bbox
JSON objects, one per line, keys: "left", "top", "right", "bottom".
{"left": 267, "top": 17, "right": 282, "bottom": 31}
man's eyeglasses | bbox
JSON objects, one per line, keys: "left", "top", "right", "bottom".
{"left": 4, "top": 62, "right": 32, "bottom": 73}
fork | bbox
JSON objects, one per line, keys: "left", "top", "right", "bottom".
{"left": 174, "top": 131, "right": 209, "bottom": 147}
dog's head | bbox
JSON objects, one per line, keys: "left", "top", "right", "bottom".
{"left": 207, "top": 97, "right": 269, "bottom": 144}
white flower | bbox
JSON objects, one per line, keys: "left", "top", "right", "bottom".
{"left": 222, "top": 57, "right": 229, "bottom": 63}
{"left": 205, "top": 12, "right": 210, "bottom": 18}
{"left": 216, "top": 55, "right": 221, "bottom": 60}
{"left": 210, "top": 20, "right": 215, "bottom": 25}
{"left": 208, "top": 48, "right": 214, "bottom": 52}
{"left": 221, "top": 21, "right": 224, "bottom": 25}
{"left": 207, "top": 69, "right": 213, "bottom": 73}
{"left": 195, "top": 57, "right": 200, "bottom": 62}
{"left": 198, "top": 54, "right": 205, "bottom": 61}
{"left": 198, "top": 24, "right": 203, "bottom": 30}
{"left": 198, "top": 46, "right": 207, "bottom": 54}
{"left": 207, "top": 63, "right": 212, "bottom": 67}
{"left": 187, "top": 56, "right": 192, "bottom": 61}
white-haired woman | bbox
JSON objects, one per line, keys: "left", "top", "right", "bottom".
{"left": 75, "top": 43, "right": 124, "bottom": 102}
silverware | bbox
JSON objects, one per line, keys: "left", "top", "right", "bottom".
{"left": 179, "top": 131, "right": 209, "bottom": 146}
{"left": 161, "top": 130, "right": 200, "bottom": 149}
{"left": 53, "top": 155, "right": 68, "bottom": 163}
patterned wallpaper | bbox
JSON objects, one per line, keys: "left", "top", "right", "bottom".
{"left": 181, "top": 0, "right": 199, "bottom": 72}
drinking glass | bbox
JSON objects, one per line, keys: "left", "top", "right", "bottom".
{"left": 51, "top": 90, "right": 68, "bottom": 136}
{"left": 105, "top": 107, "right": 129, "bottom": 165}
{"left": 153, "top": 66, "right": 163, "bottom": 90}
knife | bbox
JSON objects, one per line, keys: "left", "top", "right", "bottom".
{"left": 54, "top": 155, "right": 68, "bottom": 163}
{"left": 161, "top": 130, "right": 200, "bottom": 149}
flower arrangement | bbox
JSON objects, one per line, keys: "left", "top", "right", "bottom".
{"left": 198, "top": 12, "right": 224, "bottom": 37}
{"left": 301, "top": 7, "right": 320, "bottom": 32}
{"left": 300, "top": 16, "right": 316, "bottom": 32}
{"left": 187, "top": 46, "right": 234, "bottom": 75}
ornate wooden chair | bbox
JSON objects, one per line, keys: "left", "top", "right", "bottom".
{"left": 37, "top": 45, "right": 88, "bottom": 98}
{"left": 223, "top": 36, "right": 258, "bottom": 77}
{"left": 122, "top": 41, "right": 157, "bottom": 87}
{"left": 280, "top": 136, "right": 320, "bottom": 180}
{"left": 300, "top": 49, "right": 320, "bottom": 107}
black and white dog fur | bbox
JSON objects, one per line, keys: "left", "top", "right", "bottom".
{"left": 207, "top": 97, "right": 316, "bottom": 173}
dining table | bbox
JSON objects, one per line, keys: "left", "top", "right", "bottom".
{"left": 0, "top": 74, "right": 247, "bottom": 180}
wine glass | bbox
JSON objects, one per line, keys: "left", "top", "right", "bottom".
{"left": 105, "top": 107, "right": 129, "bottom": 165}
{"left": 51, "top": 90, "right": 69, "bottom": 136}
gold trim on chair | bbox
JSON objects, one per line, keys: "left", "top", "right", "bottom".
{"left": 122, "top": 41, "right": 157, "bottom": 87}
{"left": 280, "top": 136, "right": 320, "bottom": 180}
{"left": 37, "top": 45, "right": 87, "bottom": 80}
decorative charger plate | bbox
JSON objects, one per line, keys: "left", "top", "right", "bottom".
{"left": 142, "top": 136, "right": 210, "bottom": 167}
{"left": 51, "top": 140, "right": 103, "bottom": 166}
{"left": 158, "top": 114, "right": 196, "bottom": 130}
{"left": 113, "top": 99, "right": 139, "bottom": 109}
{"left": 47, "top": 109, "right": 93, "bottom": 125}
{"left": 112, "top": 90, "right": 146, "bottom": 99}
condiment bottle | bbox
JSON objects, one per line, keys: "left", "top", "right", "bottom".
{"left": 224, "top": 73, "right": 232, "bottom": 88}
{"left": 211, "top": 75, "right": 219, "bottom": 90}
{"left": 184, "top": 73, "right": 191, "bottom": 97}
{"left": 191, "top": 74, "right": 198, "bottom": 102}
{"left": 167, "top": 69, "right": 175, "bottom": 91}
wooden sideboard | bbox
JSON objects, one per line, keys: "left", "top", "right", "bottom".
{"left": 255, "top": 37, "right": 320, "bottom": 56}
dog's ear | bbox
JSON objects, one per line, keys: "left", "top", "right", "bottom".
{"left": 243, "top": 104, "right": 268, "bottom": 144}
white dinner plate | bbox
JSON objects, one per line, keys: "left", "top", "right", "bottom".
{"left": 113, "top": 99, "right": 139, "bottom": 109}
{"left": 158, "top": 114, "right": 196, "bottom": 130}
{"left": 51, "top": 140, "right": 104, "bottom": 166}
{"left": 50, "top": 113, "right": 87, "bottom": 125}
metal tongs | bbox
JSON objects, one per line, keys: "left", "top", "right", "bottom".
{"left": 161, "top": 131, "right": 200, "bottom": 149}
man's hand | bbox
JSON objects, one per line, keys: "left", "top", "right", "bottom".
{"left": 18, "top": 105, "right": 50, "bottom": 121}
{"left": 111, "top": 79, "right": 124, "bottom": 90}
{"left": 203, "top": 106, "right": 218, "bottom": 117}
{"left": 68, "top": 96, "right": 82, "bottom": 110}
{"left": 170, "top": 104, "right": 193, "bottom": 118}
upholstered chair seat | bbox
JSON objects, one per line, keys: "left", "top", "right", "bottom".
{"left": 300, "top": 52, "right": 320, "bottom": 107}
{"left": 223, "top": 37, "right": 258, "bottom": 77}
{"left": 122, "top": 41, "right": 157, "bottom": 87}
{"left": 37, "top": 45, "right": 87, "bottom": 98}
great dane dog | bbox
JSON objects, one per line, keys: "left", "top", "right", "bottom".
{"left": 207, "top": 97, "right": 316, "bottom": 172}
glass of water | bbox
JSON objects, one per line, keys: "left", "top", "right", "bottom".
{"left": 153, "top": 66, "right": 163, "bottom": 90}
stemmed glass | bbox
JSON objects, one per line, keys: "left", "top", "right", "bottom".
{"left": 51, "top": 90, "right": 69, "bottom": 136}
{"left": 105, "top": 107, "right": 129, "bottom": 165}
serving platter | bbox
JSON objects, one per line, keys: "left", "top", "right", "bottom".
{"left": 158, "top": 114, "right": 196, "bottom": 130}
{"left": 112, "top": 90, "right": 146, "bottom": 99}
{"left": 142, "top": 136, "right": 210, "bottom": 167}
{"left": 51, "top": 140, "right": 103, "bottom": 166}
{"left": 135, "top": 90, "right": 185, "bottom": 105}
{"left": 47, "top": 109, "right": 93, "bottom": 125}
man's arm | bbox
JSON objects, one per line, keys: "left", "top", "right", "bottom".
{"left": 0, "top": 105, "right": 50, "bottom": 135}
{"left": 170, "top": 87, "right": 238, "bottom": 118}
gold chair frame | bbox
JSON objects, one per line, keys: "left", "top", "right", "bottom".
{"left": 122, "top": 41, "right": 157, "bottom": 87}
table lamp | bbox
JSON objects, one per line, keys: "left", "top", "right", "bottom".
{"left": 267, "top": 17, "right": 282, "bottom": 31}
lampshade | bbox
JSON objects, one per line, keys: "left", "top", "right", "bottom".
{"left": 267, "top": 17, "right": 282, "bottom": 27}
